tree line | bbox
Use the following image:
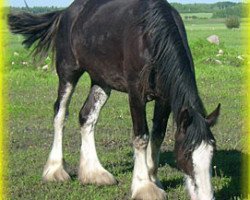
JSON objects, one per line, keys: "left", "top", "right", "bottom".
{"left": 171, "top": 2, "right": 248, "bottom": 18}
{"left": 9, "top": 6, "right": 61, "bottom": 14}
{"left": 8, "top": 2, "right": 248, "bottom": 18}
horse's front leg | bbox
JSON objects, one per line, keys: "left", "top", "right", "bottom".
{"left": 147, "top": 100, "right": 171, "bottom": 188}
{"left": 78, "top": 85, "right": 117, "bottom": 186}
{"left": 128, "top": 93, "right": 166, "bottom": 200}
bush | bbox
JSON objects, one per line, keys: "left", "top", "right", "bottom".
{"left": 225, "top": 16, "right": 240, "bottom": 29}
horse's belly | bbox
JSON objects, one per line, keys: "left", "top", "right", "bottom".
{"left": 86, "top": 67, "right": 128, "bottom": 92}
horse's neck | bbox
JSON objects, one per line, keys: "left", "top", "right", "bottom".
{"left": 171, "top": 79, "right": 206, "bottom": 120}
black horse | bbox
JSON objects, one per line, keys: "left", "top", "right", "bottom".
{"left": 8, "top": 0, "right": 220, "bottom": 199}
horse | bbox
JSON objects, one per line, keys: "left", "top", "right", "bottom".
{"left": 8, "top": 0, "right": 220, "bottom": 199}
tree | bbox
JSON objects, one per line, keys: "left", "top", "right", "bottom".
{"left": 225, "top": 16, "right": 240, "bottom": 29}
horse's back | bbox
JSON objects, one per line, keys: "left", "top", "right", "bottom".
{"left": 70, "top": 0, "right": 144, "bottom": 60}
{"left": 61, "top": 0, "right": 147, "bottom": 90}
{"left": 58, "top": 0, "right": 188, "bottom": 95}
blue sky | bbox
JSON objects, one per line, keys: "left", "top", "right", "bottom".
{"left": 9, "top": 0, "right": 241, "bottom": 7}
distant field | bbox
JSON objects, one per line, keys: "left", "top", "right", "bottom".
{"left": 181, "top": 12, "right": 213, "bottom": 19}
{"left": 6, "top": 16, "right": 246, "bottom": 200}
{"left": 183, "top": 18, "right": 248, "bottom": 51}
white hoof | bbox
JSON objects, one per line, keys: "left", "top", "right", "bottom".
{"left": 78, "top": 166, "right": 117, "bottom": 186}
{"left": 132, "top": 181, "right": 166, "bottom": 200}
{"left": 42, "top": 160, "right": 70, "bottom": 182}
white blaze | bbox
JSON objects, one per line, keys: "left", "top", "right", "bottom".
{"left": 187, "top": 142, "right": 214, "bottom": 200}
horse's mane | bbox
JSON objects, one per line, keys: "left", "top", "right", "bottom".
{"left": 139, "top": 0, "right": 214, "bottom": 153}
{"left": 139, "top": 0, "right": 205, "bottom": 117}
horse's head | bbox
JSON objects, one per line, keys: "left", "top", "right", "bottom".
{"left": 174, "top": 104, "right": 220, "bottom": 200}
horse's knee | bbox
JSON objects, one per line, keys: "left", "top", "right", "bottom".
{"left": 79, "top": 104, "right": 92, "bottom": 126}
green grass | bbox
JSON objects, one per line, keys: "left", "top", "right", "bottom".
{"left": 185, "top": 19, "right": 248, "bottom": 49}
{"left": 6, "top": 18, "right": 247, "bottom": 200}
{"left": 181, "top": 12, "right": 213, "bottom": 19}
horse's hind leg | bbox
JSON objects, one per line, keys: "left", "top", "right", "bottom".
{"left": 146, "top": 100, "right": 171, "bottom": 187}
{"left": 78, "top": 85, "right": 117, "bottom": 185}
{"left": 43, "top": 80, "right": 74, "bottom": 181}
{"left": 43, "top": 59, "right": 84, "bottom": 182}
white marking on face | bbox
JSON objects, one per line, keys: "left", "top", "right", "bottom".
{"left": 189, "top": 142, "right": 214, "bottom": 200}
{"left": 185, "top": 175, "right": 198, "bottom": 200}
{"left": 79, "top": 86, "right": 108, "bottom": 172}
{"left": 49, "top": 83, "right": 73, "bottom": 162}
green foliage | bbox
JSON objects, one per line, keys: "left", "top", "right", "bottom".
{"left": 171, "top": 3, "right": 217, "bottom": 13}
{"left": 190, "top": 39, "right": 245, "bottom": 67}
{"left": 171, "top": 2, "right": 239, "bottom": 14}
{"left": 181, "top": 13, "right": 213, "bottom": 20}
{"left": 184, "top": 15, "right": 198, "bottom": 20}
{"left": 191, "top": 39, "right": 220, "bottom": 61}
{"left": 212, "top": 4, "right": 246, "bottom": 18}
{"left": 170, "top": 2, "right": 247, "bottom": 19}
{"left": 225, "top": 16, "right": 241, "bottom": 29}
{"left": 10, "top": 6, "right": 61, "bottom": 14}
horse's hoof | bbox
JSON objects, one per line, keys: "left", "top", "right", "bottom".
{"left": 132, "top": 181, "right": 166, "bottom": 200}
{"left": 153, "top": 178, "right": 164, "bottom": 189}
{"left": 78, "top": 167, "right": 117, "bottom": 186}
{"left": 42, "top": 160, "right": 71, "bottom": 182}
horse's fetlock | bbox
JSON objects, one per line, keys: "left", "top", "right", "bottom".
{"left": 133, "top": 135, "right": 149, "bottom": 150}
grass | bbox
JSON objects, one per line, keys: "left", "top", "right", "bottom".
{"left": 181, "top": 13, "right": 213, "bottom": 19}
{"left": 184, "top": 18, "right": 247, "bottom": 50}
{"left": 6, "top": 17, "right": 247, "bottom": 200}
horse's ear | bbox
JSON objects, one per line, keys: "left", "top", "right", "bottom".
{"left": 206, "top": 103, "right": 221, "bottom": 127}
{"left": 178, "top": 108, "right": 192, "bottom": 131}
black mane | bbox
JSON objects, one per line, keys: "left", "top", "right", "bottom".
{"left": 140, "top": 0, "right": 213, "bottom": 152}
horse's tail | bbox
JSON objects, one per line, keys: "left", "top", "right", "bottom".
{"left": 8, "top": 10, "right": 63, "bottom": 59}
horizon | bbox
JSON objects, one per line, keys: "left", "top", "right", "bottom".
{"left": 8, "top": 0, "right": 242, "bottom": 8}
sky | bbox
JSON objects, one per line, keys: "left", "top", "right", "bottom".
{"left": 8, "top": 0, "right": 242, "bottom": 7}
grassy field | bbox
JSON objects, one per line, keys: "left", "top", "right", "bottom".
{"left": 181, "top": 12, "right": 213, "bottom": 19}
{"left": 6, "top": 16, "right": 247, "bottom": 200}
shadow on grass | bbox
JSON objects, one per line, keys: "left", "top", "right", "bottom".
{"left": 159, "top": 149, "right": 243, "bottom": 199}
{"left": 213, "top": 150, "right": 242, "bottom": 199}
